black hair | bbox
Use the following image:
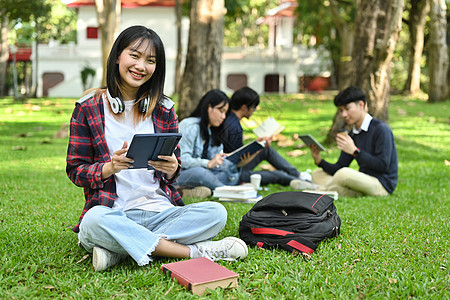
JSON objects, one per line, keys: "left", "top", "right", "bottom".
{"left": 190, "top": 89, "right": 230, "bottom": 158}
{"left": 333, "top": 86, "right": 366, "bottom": 107}
{"left": 230, "top": 87, "right": 260, "bottom": 111}
{"left": 106, "top": 25, "right": 166, "bottom": 113}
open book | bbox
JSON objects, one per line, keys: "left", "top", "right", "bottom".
{"left": 226, "top": 140, "right": 266, "bottom": 164}
{"left": 253, "top": 116, "right": 285, "bottom": 138}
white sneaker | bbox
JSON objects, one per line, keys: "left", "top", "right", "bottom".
{"left": 195, "top": 237, "right": 248, "bottom": 261}
{"left": 181, "top": 186, "right": 212, "bottom": 198}
{"left": 299, "top": 171, "right": 312, "bottom": 182}
{"left": 92, "top": 247, "right": 127, "bottom": 272}
{"left": 290, "top": 179, "right": 318, "bottom": 190}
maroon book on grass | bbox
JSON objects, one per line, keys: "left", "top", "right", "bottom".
{"left": 161, "top": 257, "right": 238, "bottom": 296}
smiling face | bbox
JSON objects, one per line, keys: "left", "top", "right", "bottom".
{"left": 208, "top": 101, "right": 229, "bottom": 127}
{"left": 116, "top": 40, "right": 156, "bottom": 100}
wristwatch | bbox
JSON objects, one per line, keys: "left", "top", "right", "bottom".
{"left": 353, "top": 147, "right": 360, "bottom": 157}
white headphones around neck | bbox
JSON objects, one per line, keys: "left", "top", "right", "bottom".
{"left": 106, "top": 89, "right": 150, "bottom": 114}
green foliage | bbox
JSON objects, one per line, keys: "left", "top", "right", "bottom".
{"left": 224, "top": 0, "right": 279, "bottom": 47}
{"left": 0, "top": 94, "right": 448, "bottom": 298}
{"left": 80, "top": 65, "right": 96, "bottom": 91}
{"left": 5, "top": 0, "right": 76, "bottom": 45}
{"left": 0, "top": 0, "right": 51, "bottom": 23}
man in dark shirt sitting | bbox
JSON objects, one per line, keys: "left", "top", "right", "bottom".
{"left": 223, "top": 87, "right": 315, "bottom": 190}
{"left": 309, "top": 86, "right": 398, "bottom": 197}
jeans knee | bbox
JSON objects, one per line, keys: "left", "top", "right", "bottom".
{"left": 81, "top": 205, "right": 119, "bottom": 229}
{"left": 198, "top": 202, "right": 227, "bottom": 227}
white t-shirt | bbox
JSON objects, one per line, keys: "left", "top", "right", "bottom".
{"left": 104, "top": 96, "right": 173, "bottom": 212}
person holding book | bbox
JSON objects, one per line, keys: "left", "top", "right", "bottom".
{"left": 177, "top": 89, "right": 251, "bottom": 196}
{"left": 223, "top": 86, "right": 316, "bottom": 190}
{"left": 66, "top": 26, "right": 248, "bottom": 272}
{"left": 308, "top": 86, "right": 398, "bottom": 197}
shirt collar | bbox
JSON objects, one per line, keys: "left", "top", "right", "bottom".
{"left": 352, "top": 113, "right": 373, "bottom": 134}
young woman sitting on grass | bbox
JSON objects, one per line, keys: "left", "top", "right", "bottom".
{"left": 66, "top": 26, "right": 247, "bottom": 272}
{"left": 176, "top": 89, "right": 253, "bottom": 198}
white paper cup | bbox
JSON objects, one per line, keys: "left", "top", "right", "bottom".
{"left": 250, "top": 174, "right": 262, "bottom": 190}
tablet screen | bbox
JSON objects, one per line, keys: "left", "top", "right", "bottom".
{"left": 126, "top": 133, "right": 182, "bottom": 169}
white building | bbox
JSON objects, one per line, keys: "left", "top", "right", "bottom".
{"left": 34, "top": 0, "right": 330, "bottom": 98}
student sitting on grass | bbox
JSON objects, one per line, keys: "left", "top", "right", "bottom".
{"left": 308, "top": 86, "right": 398, "bottom": 197}
{"left": 223, "top": 86, "right": 316, "bottom": 190}
{"left": 176, "top": 89, "right": 250, "bottom": 198}
{"left": 66, "top": 26, "right": 248, "bottom": 272}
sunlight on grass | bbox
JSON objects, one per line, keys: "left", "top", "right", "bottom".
{"left": 0, "top": 94, "right": 448, "bottom": 298}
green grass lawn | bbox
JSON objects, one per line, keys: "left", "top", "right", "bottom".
{"left": 0, "top": 93, "right": 448, "bottom": 299}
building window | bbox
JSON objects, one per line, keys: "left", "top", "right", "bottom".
{"left": 264, "top": 74, "right": 286, "bottom": 93}
{"left": 42, "top": 72, "right": 64, "bottom": 96}
{"left": 226, "top": 74, "right": 247, "bottom": 91}
{"left": 87, "top": 27, "right": 98, "bottom": 39}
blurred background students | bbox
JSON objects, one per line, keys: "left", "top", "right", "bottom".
{"left": 223, "top": 86, "right": 316, "bottom": 190}
{"left": 176, "top": 89, "right": 241, "bottom": 198}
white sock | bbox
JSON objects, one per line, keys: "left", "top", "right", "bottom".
{"left": 188, "top": 245, "right": 200, "bottom": 258}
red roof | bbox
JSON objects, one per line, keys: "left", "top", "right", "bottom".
{"left": 65, "top": 0, "right": 177, "bottom": 8}
{"left": 257, "top": 0, "right": 298, "bottom": 25}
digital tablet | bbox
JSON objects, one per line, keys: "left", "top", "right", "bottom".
{"left": 299, "top": 134, "right": 326, "bottom": 151}
{"left": 126, "top": 133, "right": 182, "bottom": 169}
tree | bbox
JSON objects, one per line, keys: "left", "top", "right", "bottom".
{"left": 0, "top": 0, "right": 51, "bottom": 96}
{"left": 328, "top": 0, "right": 356, "bottom": 90}
{"left": 13, "top": 0, "right": 77, "bottom": 97}
{"left": 427, "top": 0, "right": 448, "bottom": 102}
{"left": 325, "top": 0, "right": 404, "bottom": 144}
{"left": 177, "top": 0, "right": 225, "bottom": 120}
{"left": 95, "top": 0, "right": 121, "bottom": 86}
{"left": 403, "top": 0, "right": 430, "bottom": 94}
{"left": 224, "top": 0, "right": 277, "bottom": 47}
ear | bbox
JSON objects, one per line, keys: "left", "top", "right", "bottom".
{"left": 358, "top": 100, "right": 365, "bottom": 109}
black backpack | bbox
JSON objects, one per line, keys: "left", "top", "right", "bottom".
{"left": 239, "top": 191, "right": 341, "bottom": 255}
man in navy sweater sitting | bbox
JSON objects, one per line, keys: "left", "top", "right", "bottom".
{"left": 309, "top": 86, "right": 398, "bottom": 197}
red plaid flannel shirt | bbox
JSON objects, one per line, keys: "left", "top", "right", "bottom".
{"left": 66, "top": 92, "right": 184, "bottom": 233}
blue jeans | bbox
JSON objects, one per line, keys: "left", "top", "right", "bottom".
{"left": 78, "top": 202, "right": 227, "bottom": 266}
{"left": 177, "top": 162, "right": 240, "bottom": 189}
{"left": 240, "top": 147, "right": 300, "bottom": 186}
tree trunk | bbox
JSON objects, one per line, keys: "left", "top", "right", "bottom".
{"left": 403, "top": 0, "right": 430, "bottom": 94}
{"left": 325, "top": 0, "right": 404, "bottom": 144}
{"left": 329, "top": 0, "right": 354, "bottom": 90}
{"left": 427, "top": 0, "right": 448, "bottom": 102}
{"left": 174, "top": 0, "right": 183, "bottom": 95}
{"left": 95, "top": 0, "right": 121, "bottom": 87}
{"left": 177, "top": 0, "right": 225, "bottom": 120}
{"left": 0, "top": 11, "right": 8, "bottom": 97}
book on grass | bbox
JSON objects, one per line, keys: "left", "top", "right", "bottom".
{"left": 161, "top": 257, "right": 238, "bottom": 296}
{"left": 226, "top": 140, "right": 266, "bottom": 164}
{"left": 298, "top": 134, "right": 327, "bottom": 151}
{"left": 126, "top": 133, "right": 182, "bottom": 169}
{"left": 253, "top": 116, "right": 285, "bottom": 138}
{"left": 212, "top": 184, "right": 257, "bottom": 199}
{"left": 218, "top": 195, "right": 263, "bottom": 203}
